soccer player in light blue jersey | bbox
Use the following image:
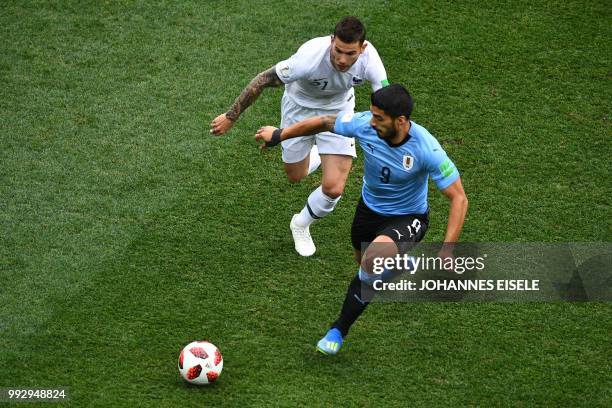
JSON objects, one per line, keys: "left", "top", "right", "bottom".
{"left": 255, "top": 84, "right": 468, "bottom": 355}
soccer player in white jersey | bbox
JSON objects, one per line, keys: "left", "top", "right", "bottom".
{"left": 210, "top": 17, "right": 388, "bottom": 257}
{"left": 255, "top": 84, "right": 468, "bottom": 355}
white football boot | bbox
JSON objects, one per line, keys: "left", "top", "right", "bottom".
{"left": 290, "top": 214, "right": 316, "bottom": 257}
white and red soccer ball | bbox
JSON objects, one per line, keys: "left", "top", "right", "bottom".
{"left": 178, "top": 341, "right": 223, "bottom": 385}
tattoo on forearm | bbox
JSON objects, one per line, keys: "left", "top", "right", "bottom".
{"left": 321, "top": 115, "right": 337, "bottom": 131}
{"left": 226, "top": 67, "right": 283, "bottom": 122}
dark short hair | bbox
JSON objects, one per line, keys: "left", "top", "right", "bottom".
{"left": 334, "top": 16, "right": 366, "bottom": 44}
{"left": 370, "top": 84, "right": 414, "bottom": 119}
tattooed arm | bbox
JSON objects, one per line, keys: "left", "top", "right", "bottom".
{"left": 254, "top": 115, "right": 338, "bottom": 148}
{"left": 210, "top": 66, "right": 284, "bottom": 135}
{"left": 278, "top": 114, "right": 338, "bottom": 138}
{"left": 225, "top": 67, "right": 284, "bottom": 121}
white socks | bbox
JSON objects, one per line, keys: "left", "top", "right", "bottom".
{"left": 307, "top": 145, "right": 321, "bottom": 175}
{"left": 292, "top": 146, "right": 334, "bottom": 228}
{"left": 295, "top": 186, "right": 341, "bottom": 227}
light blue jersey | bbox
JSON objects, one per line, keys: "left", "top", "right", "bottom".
{"left": 334, "top": 111, "right": 460, "bottom": 215}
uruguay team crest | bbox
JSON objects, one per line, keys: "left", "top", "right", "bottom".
{"left": 403, "top": 155, "right": 414, "bottom": 171}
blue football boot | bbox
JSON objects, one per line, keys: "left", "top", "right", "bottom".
{"left": 316, "top": 328, "right": 344, "bottom": 355}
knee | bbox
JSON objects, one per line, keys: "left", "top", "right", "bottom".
{"left": 284, "top": 163, "right": 308, "bottom": 183}
{"left": 321, "top": 182, "right": 345, "bottom": 199}
{"left": 361, "top": 237, "right": 396, "bottom": 273}
{"left": 286, "top": 173, "right": 305, "bottom": 183}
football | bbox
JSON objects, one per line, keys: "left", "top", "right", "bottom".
{"left": 178, "top": 341, "right": 223, "bottom": 385}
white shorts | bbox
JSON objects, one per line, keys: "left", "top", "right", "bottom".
{"left": 280, "top": 94, "right": 356, "bottom": 164}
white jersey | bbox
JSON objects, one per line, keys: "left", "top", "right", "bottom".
{"left": 275, "top": 36, "right": 388, "bottom": 110}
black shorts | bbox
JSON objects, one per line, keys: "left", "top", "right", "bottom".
{"left": 351, "top": 197, "right": 429, "bottom": 252}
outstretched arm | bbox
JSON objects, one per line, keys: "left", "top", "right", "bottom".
{"left": 438, "top": 177, "right": 468, "bottom": 259}
{"left": 254, "top": 114, "right": 337, "bottom": 148}
{"left": 210, "top": 66, "right": 284, "bottom": 135}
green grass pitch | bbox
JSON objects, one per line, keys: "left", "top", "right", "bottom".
{"left": 1, "top": 0, "right": 610, "bottom": 406}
